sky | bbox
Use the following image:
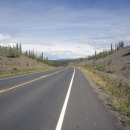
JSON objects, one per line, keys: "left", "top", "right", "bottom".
{"left": 0, "top": 0, "right": 130, "bottom": 60}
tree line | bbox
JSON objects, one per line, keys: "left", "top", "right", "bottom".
{"left": 87, "top": 41, "right": 124, "bottom": 60}
{"left": 0, "top": 43, "right": 21, "bottom": 57}
{"left": 23, "top": 49, "right": 51, "bottom": 65}
{"left": 0, "top": 43, "right": 52, "bottom": 65}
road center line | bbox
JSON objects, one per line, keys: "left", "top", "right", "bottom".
{"left": 55, "top": 68, "right": 75, "bottom": 130}
{"left": 0, "top": 68, "right": 68, "bottom": 94}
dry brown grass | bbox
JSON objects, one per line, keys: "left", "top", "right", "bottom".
{"left": 0, "top": 67, "right": 54, "bottom": 78}
{"left": 0, "top": 55, "right": 54, "bottom": 78}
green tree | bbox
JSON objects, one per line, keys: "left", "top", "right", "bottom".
{"left": 24, "top": 51, "right": 28, "bottom": 57}
{"left": 95, "top": 50, "right": 97, "bottom": 59}
{"left": 16, "top": 43, "right": 18, "bottom": 50}
{"left": 111, "top": 43, "right": 113, "bottom": 52}
{"left": 42, "top": 52, "right": 43, "bottom": 59}
{"left": 29, "top": 50, "right": 30, "bottom": 58}
{"left": 35, "top": 51, "right": 37, "bottom": 59}
{"left": 19, "top": 43, "right": 22, "bottom": 54}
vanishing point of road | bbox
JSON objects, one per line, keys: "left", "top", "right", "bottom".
{"left": 0, "top": 67, "right": 118, "bottom": 130}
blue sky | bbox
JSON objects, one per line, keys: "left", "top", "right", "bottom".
{"left": 0, "top": 0, "right": 130, "bottom": 60}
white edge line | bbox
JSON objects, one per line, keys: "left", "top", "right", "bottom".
{"left": 0, "top": 68, "right": 64, "bottom": 81}
{"left": 55, "top": 68, "right": 75, "bottom": 130}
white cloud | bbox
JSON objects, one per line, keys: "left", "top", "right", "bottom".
{"left": 0, "top": 34, "right": 11, "bottom": 40}
{"left": 0, "top": 43, "right": 16, "bottom": 47}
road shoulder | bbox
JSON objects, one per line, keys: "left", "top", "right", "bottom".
{"left": 78, "top": 67, "right": 128, "bottom": 130}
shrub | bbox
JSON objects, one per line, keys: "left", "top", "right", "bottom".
{"left": 27, "top": 62, "right": 29, "bottom": 66}
{"left": 13, "top": 68, "right": 17, "bottom": 71}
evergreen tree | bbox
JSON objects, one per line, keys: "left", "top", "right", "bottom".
{"left": 29, "top": 50, "right": 30, "bottom": 58}
{"left": 35, "top": 51, "right": 37, "bottom": 59}
{"left": 16, "top": 43, "right": 18, "bottom": 50}
{"left": 19, "top": 43, "right": 22, "bottom": 54}
{"left": 42, "top": 52, "right": 43, "bottom": 59}
{"left": 111, "top": 43, "right": 113, "bottom": 52}
{"left": 115, "top": 43, "right": 117, "bottom": 51}
{"left": 32, "top": 50, "right": 34, "bottom": 59}
{"left": 24, "top": 51, "right": 28, "bottom": 57}
{"left": 120, "top": 41, "right": 124, "bottom": 48}
{"left": 95, "top": 50, "right": 97, "bottom": 59}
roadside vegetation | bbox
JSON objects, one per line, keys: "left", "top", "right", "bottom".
{"left": 0, "top": 67, "right": 53, "bottom": 78}
{"left": 23, "top": 48, "right": 52, "bottom": 66}
{"left": 86, "top": 60, "right": 115, "bottom": 73}
{"left": 0, "top": 43, "right": 52, "bottom": 65}
{"left": 80, "top": 66, "right": 130, "bottom": 127}
{"left": 0, "top": 43, "right": 55, "bottom": 78}
{"left": 0, "top": 44, "right": 20, "bottom": 57}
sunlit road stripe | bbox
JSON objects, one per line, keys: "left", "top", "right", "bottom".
{"left": 0, "top": 68, "right": 68, "bottom": 94}
{"left": 55, "top": 68, "right": 75, "bottom": 130}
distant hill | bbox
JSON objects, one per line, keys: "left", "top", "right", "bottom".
{"left": 50, "top": 58, "right": 79, "bottom": 67}
{"left": 55, "top": 58, "right": 79, "bottom": 61}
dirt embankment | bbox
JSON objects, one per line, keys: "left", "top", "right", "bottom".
{"left": 0, "top": 55, "right": 51, "bottom": 73}
{"left": 77, "top": 46, "right": 130, "bottom": 83}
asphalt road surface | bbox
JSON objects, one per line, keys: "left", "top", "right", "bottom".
{"left": 0, "top": 67, "right": 118, "bottom": 130}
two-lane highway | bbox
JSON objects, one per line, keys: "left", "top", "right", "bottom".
{"left": 0, "top": 67, "right": 118, "bottom": 130}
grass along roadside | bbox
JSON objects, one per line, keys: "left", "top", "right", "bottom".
{"left": 79, "top": 66, "right": 130, "bottom": 127}
{"left": 0, "top": 67, "right": 55, "bottom": 79}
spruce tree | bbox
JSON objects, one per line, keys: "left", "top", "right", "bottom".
{"left": 111, "top": 43, "right": 113, "bottom": 52}
{"left": 95, "top": 50, "right": 97, "bottom": 59}
{"left": 42, "top": 52, "right": 43, "bottom": 59}
{"left": 19, "top": 43, "right": 22, "bottom": 54}
{"left": 16, "top": 43, "right": 18, "bottom": 50}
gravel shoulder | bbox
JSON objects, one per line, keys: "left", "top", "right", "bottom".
{"left": 79, "top": 67, "right": 130, "bottom": 130}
